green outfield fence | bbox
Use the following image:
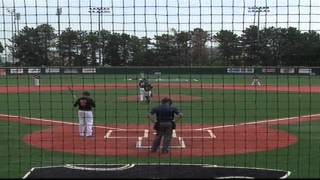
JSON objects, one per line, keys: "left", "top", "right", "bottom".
{"left": 0, "top": 66, "right": 319, "bottom": 75}
{"left": 1, "top": 0, "right": 320, "bottom": 179}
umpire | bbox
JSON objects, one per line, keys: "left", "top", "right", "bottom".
{"left": 147, "top": 97, "right": 183, "bottom": 153}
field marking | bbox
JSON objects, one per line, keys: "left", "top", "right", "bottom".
{"left": 107, "top": 128, "right": 215, "bottom": 139}
{"left": 65, "top": 164, "right": 135, "bottom": 171}
{"left": 207, "top": 130, "right": 216, "bottom": 138}
{"left": 103, "top": 130, "right": 113, "bottom": 139}
{"left": 196, "top": 113, "right": 320, "bottom": 131}
{"left": 0, "top": 114, "right": 125, "bottom": 131}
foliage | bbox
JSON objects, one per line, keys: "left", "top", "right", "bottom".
{"left": 6, "top": 24, "right": 320, "bottom": 66}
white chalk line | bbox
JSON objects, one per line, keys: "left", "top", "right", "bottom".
{"left": 106, "top": 128, "right": 212, "bottom": 149}
{"left": 0, "top": 114, "right": 125, "bottom": 131}
{"left": 104, "top": 128, "right": 188, "bottom": 149}
{"left": 196, "top": 113, "right": 320, "bottom": 131}
{"left": 6, "top": 113, "right": 316, "bottom": 139}
{"left": 105, "top": 128, "right": 215, "bottom": 139}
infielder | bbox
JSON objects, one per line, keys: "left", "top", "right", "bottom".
{"left": 73, "top": 91, "right": 96, "bottom": 137}
{"left": 251, "top": 74, "right": 262, "bottom": 86}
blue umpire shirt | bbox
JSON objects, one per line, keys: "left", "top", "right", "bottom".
{"left": 150, "top": 104, "right": 181, "bottom": 122}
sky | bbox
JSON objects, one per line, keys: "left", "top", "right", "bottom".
{"left": 1, "top": 0, "right": 320, "bottom": 55}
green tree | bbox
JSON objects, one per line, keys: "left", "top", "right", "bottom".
{"left": 190, "top": 28, "right": 209, "bottom": 65}
{"left": 213, "top": 30, "right": 241, "bottom": 65}
{"left": 100, "top": 31, "right": 126, "bottom": 66}
{"left": 153, "top": 33, "right": 179, "bottom": 66}
{"left": 300, "top": 31, "right": 320, "bottom": 66}
{"left": 85, "top": 32, "right": 99, "bottom": 66}
{"left": 0, "top": 42, "right": 3, "bottom": 53}
{"left": 241, "top": 25, "right": 262, "bottom": 65}
{"left": 127, "top": 36, "right": 151, "bottom": 66}
{"left": 9, "top": 24, "right": 56, "bottom": 66}
{"left": 0, "top": 42, "right": 3, "bottom": 65}
{"left": 58, "top": 28, "right": 81, "bottom": 66}
{"left": 174, "top": 31, "right": 191, "bottom": 65}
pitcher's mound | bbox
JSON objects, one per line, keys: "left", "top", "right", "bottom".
{"left": 119, "top": 94, "right": 202, "bottom": 102}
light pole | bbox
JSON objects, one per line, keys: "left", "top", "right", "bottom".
{"left": 248, "top": 6, "right": 270, "bottom": 43}
{"left": 7, "top": 8, "right": 20, "bottom": 64}
{"left": 88, "top": 6, "right": 111, "bottom": 65}
{"left": 56, "top": 7, "right": 62, "bottom": 65}
{"left": 56, "top": 7, "right": 62, "bottom": 33}
{"left": 14, "top": 13, "right": 20, "bottom": 33}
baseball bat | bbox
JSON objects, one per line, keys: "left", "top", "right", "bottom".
{"left": 68, "top": 86, "right": 77, "bottom": 102}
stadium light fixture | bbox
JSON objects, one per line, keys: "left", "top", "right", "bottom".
{"left": 247, "top": 6, "right": 270, "bottom": 43}
{"left": 88, "top": 6, "right": 112, "bottom": 65}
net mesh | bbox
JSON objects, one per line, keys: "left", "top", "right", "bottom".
{"left": 0, "top": 0, "right": 320, "bottom": 179}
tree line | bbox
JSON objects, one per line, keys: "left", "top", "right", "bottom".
{"left": 1, "top": 24, "right": 320, "bottom": 66}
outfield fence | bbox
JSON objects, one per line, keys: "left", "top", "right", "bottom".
{"left": 0, "top": 66, "right": 318, "bottom": 75}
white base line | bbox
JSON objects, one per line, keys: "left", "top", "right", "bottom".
{"left": 207, "top": 130, "right": 216, "bottom": 138}
{"left": 0, "top": 114, "right": 125, "bottom": 131}
{"left": 196, "top": 113, "right": 320, "bottom": 131}
{"left": 107, "top": 129, "right": 214, "bottom": 139}
{"left": 65, "top": 164, "right": 135, "bottom": 171}
{"left": 22, "top": 168, "right": 35, "bottom": 179}
{"left": 104, "top": 130, "right": 113, "bottom": 139}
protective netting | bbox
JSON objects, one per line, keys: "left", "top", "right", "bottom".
{"left": 1, "top": 0, "right": 320, "bottom": 179}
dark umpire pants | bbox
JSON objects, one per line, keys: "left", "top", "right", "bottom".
{"left": 151, "top": 121, "right": 173, "bottom": 152}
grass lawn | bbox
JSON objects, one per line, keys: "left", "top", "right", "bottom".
{"left": 0, "top": 74, "right": 320, "bottom": 178}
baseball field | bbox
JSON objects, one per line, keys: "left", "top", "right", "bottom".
{"left": 1, "top": 73, "right": 320, "bottom": 178}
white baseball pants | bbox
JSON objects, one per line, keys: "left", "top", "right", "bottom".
{"left": 78, "top": 110, "right": 94, "bottom": 137}
{"left": 139, "top": 88, "right": 145, "bottom": 101}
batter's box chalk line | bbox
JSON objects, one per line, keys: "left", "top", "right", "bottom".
{"left": 103, "top": 129, "right": 216, "bottom": 149}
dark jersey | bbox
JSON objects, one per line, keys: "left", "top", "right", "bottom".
{"left": 252, "top": 75, "right": 259, "bottom": 80}
{"left": 144, "top": 83, "right": 153, "bottom": 91}
{"left": 74, "top": 97, "right": 96, "bottom": 111}
{"left": 150, "top": 104, "right": 181, "bottom": 122}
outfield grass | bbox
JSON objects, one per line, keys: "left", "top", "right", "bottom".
{"left": 0, "top": 74, "right": 319, "bottom": 86}
{"left": 0, "top": 74, "right": 320, "bottom": 178}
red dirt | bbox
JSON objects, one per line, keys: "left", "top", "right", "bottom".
{"left": 1, "top": 83, "right": 320, "bottom": 157}
{"left": 22, "top": 124, "right": 298, "bottom": 157}
{"left": 1, "top": 83, "right": 320, "bottom": 93}
{"left": 118, "top": 94, "right": 202, "bottom": 102}
{"left": 3, "top": 113, "right": 320, "bottom": 157}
